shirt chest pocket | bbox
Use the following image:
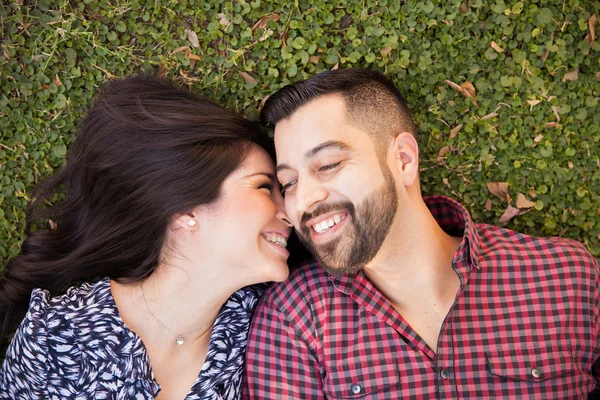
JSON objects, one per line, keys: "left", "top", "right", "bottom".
{"left": 323, "top": 360, "right": 400, "bottom": 399}
{"left": 486, "top": 346, "right": 577, "bottom": 398}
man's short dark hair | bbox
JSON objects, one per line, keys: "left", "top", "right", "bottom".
{"left": 260, "top": 68, "right": 418, "bottom": 150}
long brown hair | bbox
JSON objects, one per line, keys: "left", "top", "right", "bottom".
{"left": 0, "top": 76, "right": 273, "bottom": 345}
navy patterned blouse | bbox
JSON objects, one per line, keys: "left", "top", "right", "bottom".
{"left": 0, "top": 278, "right": 265, "bottom": 399}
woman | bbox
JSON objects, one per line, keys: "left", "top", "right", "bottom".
{"left": 0, "top": 76, "right": 292, "bottom": 399}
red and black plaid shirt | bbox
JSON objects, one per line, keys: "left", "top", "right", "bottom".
{"left": 244, "top": 196, "right": 600, "bottom": 399}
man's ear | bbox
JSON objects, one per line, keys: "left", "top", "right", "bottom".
{"left": 391, "top": 132, "right": 419, "bottom": 188}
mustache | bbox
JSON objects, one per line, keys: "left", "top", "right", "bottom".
{"left": 300, "top": 201, "right": 356, "bottom": 227}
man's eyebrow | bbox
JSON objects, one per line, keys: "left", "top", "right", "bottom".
{"left": 244, "top": 172, "right": 276, "bottom": 180}
{"left": 276, "top": 141, "right": 351, "bottom": 173}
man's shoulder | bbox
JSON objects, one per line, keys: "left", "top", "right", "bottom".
{"left": 260, "top": 260, "right": 336, "bottom": 309}
{"left": 476, "top": 223, "right": 599, "bottom": 273}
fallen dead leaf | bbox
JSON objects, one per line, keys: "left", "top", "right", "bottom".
{"left": 480, "top": 112, "right": 498, "bottom": 121}
{"left": 257, "top": 94, "right": 270, "bottom": 113}
{"left": 49, "top": 219, "right": 58, "bottom": 231}
{"left": 568, "top": 161, "right": 574, "bottom": 169}
{"left": 545, "top": 122, "right": 559, "bottom": 128}
{"left": 559, "top": 227, "right": 569, "bottom": 236}
{"left": 460, "top": 2, "right": 468, "bottom": 13}
{"left": 238, "top": 71, "right": 258, "bottom": 84}
{"left": 534, "top": 134, "right": 544, "bottom": 143}
{"left": 309, "top": 56, "right": 320, "bottom": 64}
{"left": 540, "top": 47, "right": 549, "bottom": 62}
{"left": 380, "top": 47, "right": 393, "bottom": 56}
{"left": 516, "top": 193, "right": 536, "bottom": 209}
{"left": 217, "top": 13, "right": 231, "bottom": 25}
{"left": 461, "top": 81, "right": 476, "bottom": 98}
{"left": 331, "top": 62, "right": 339, "bottom": 70}
{"left": 184, "top": 29, "right": 200, "bottom": 48}
{"left": 487, "top": 182, "right": 509, "bottom": 201}
{"left": 485, "top": 199, "right": 493, "bottom": 211}
{"left": 185, "top": 51, "right": 202, "bottom": 61}
{"left": 252, "top": 13, "right": 280, "bottom": 32}
{"left": 551, "top": 105, "right": 560, "bottom": 122}
{"left": 527, "top": 99, "right": 541, "bottom": 111}
{"left": 437, "top": 146, "right": 452, "bottom": 159}
{"left": 450, "top": 124, "right": 463, "bottom": 139}
{"left": 528, "top": 188, "right": 537, "bottom": 198}
{"left": 584, "top": 14, "right": 598, "bottom": 53}
{"left": 53, "top": 74, "right": 62, "bottom": 86}
{"left": 491, "top": 40, "right": 504, "bottom": 53}
{"left": 499, "top": 205, "right": 520, "bottom": 223}
{"left": 562, "top": 70, "right": 579, "bottom": 83}
{"left": 171, "top": 46, "right": 189, "bottom": 56}
{"left": 596, "top": 71, "right": 600, "bottom": 82}
{"left": 443, "top": 177, "right": 450, "bottom": 187}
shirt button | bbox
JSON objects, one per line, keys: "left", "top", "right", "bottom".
{"left": 531, "top": 368, "right": 541, "bottom": 378}
{"left": 351, "top": 383, "right": 362, "bottom": 394}
{"left": 440, "top": 369, "right": 451, "bottom": 380}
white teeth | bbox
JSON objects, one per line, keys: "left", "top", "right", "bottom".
{"left": 313, "top": 214, "right": 345, "bottom": 234}
{"left": 265, "top": 234, "right": 287, "bottom": 248}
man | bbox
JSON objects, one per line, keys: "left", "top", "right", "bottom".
{"left": 244, "top": 69, "right": 599, "bottom": 398}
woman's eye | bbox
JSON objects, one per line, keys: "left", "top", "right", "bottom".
{"left": 258, "top": 182, "right": 275, "bottom": 193}
{"left": 319, "top": 161, "right": 342, "bottom": 172}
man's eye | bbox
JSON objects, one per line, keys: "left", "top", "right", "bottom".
{"left": 280, "top": 180, "right": 297, "bottom": 195}
{"left": 319, "top": 161, "right": 342, "bottom": 172}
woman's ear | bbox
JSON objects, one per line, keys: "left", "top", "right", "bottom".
{"left": 172, "top": 212, "right": 198, "bottom": 231}
{"left": 391, "top": 132, "right": 419, "bottom": 188}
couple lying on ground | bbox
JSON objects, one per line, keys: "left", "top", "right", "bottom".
{"left": 0, "top": 68, "right": 598, "bottom": 399}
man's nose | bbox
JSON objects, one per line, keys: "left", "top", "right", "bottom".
{"left": 295, "top": 176, "right": 328, "bottom": 215}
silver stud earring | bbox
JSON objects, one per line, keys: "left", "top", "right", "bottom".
{"left": 187, "top": 219, "right": 197, "bottom": 227}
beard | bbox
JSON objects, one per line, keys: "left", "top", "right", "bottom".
{"left": 297, "top": 169, "right": 398, "bottom": 276}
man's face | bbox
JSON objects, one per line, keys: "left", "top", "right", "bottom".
{"left": 274, "top": 94, "right": 399, "bottom": 275}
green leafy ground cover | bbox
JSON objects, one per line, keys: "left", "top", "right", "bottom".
{"left": 0, "top": 0, "right": 599, "bottom": 268}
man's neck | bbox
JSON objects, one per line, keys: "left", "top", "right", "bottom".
{"left": 362, "top": 197, "right": 462, "bottom": 314}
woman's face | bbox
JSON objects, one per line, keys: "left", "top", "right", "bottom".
{"left": 195, "top": 145, "right": 292, "bottom": 283}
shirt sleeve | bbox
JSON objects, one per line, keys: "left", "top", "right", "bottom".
{"left": 0, "top": 289, "right": 50, "bottom": 399}
{"left": 243, "top": 296, "right": 324, "bottom": 399}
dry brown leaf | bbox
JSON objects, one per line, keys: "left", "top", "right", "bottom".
{"left": 185, "top": 51, "right": 202, "bottom": 61}
{"left": 596, "top": 71, "right": 600, "bottom": 82}
{"left": 491, "top": 40, "right": 505, "bottom": 53}
{"left": 257, "top": 94, "right": 270, "bottom": 113}
{"left": 480, "top": 112, "right": 498, "bottom": 121}
{"left": 238, "top": 71, "right": 258, "bottom": 84}
{"left": 49, "top": 219, "right": 58, "bottom": 231}
{"left": 252, "top": 13, "right": 280, "bottom": 32}
{"left": 499, "top": 205, "right": 521, "bottom": 223}
{"left": 217, "top": 13, "right": 231, "bottom": 25}
{"left": 331, "top": 62, "right": 339, "bottom": 70}
{"left": 527, "top": 99, "right": 540, "bottom": 111}
{"left": 53, "top": 74, "right": 62, "bottom": 86}
{"left": 487, "top": 182, "right": 509, "bottom": 201}
{"left": 380, "top": 47, "right": 393, "bottom": 56}
{"left": 461, "top": 81, "right": 476, "bottom": 98}
{"left": 437, "top": 146, "right": 452, "bottom": 159}
{"left": 545, "top": 122, "right": 559, "bottom": 128}
{"left": 460, "top": 2, "right": 468, "bottom": 13}
{"left": 485, "top": 199, "right": 493, "bottom": 211}
{"left": 516, "top": 193, "right": 536, "bottom": 209}
{"left": 562, "top": 70, "right": 579, "bottom": 83}
{"left": 551, "top": 105, "right": 560, "bottom": 122}
{"left": 534, "top": 134, "right": 544, "bottom": 143}
{"left": 309, "top": 56, "right": 320, "bottom": 64}
{"left": 584, "top": 14, "right": 598, "bottom": 51}
{"left": 540, "top": 48, "right": 549, "bottom": 62}
{"left": 184, "top": 29, "right": 200, "bottom": 48}
{"left": 171, "top": 46, "right": 189, "bottom": 56}
{"left": 450, "top": 124, "right": 463, "bottom": 139}
{"left": 528, "top": 188, "right": 537, "bottom": 198}
{"left": 568, "top": 161, "right": 574, "bottom": 169}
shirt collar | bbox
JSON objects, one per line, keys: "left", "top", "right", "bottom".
{"left": 329, "top": 195, "right": 481, "bottom": 293}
